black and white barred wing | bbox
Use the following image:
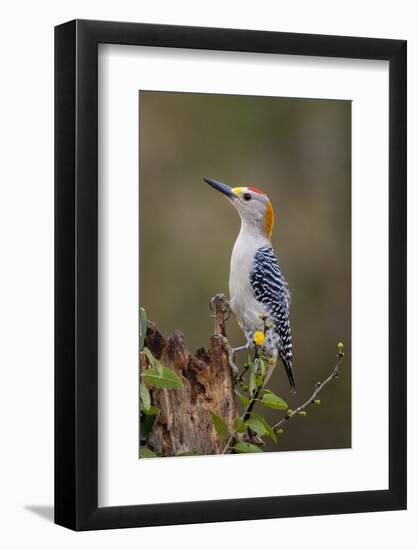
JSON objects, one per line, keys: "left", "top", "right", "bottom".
{"left": 249, "top": 245, "right": 296, "bottom": 391}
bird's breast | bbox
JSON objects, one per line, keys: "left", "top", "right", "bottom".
{"left": 229, "top": 233, "right": 270, "bottom": 333}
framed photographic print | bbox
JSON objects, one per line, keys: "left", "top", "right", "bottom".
{"left": 55, "top": 20, "right": 406, "bottom": 530}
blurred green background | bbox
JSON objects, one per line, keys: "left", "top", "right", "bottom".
{"left": 139, "top": 91, "right": 351, "bottom": 452}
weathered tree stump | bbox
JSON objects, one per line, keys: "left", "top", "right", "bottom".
{"left": 141, "top": 295, "right": 238, "bottom": 456}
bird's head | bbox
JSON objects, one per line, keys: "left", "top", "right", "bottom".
{"left": 204, "top": 177, "right": 274, "bottom": 240}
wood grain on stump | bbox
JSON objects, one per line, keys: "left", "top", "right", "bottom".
{"left": 141, "top": 296, "right": 237, "bottom": 456}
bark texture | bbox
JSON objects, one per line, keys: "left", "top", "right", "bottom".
{"left": 142, "top": 295, "right": 238, "bottom": 456}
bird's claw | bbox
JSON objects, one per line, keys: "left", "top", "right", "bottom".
{"left": 226, "top": 341, "right": 252, "bottom": 383}
{"left": 232, "top": 343, "right": 250, "bottom": 355}
{"left": 227, "top": 346, "right": 239, "bottom": 379}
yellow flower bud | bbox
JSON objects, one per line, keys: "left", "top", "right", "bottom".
{"left": 253, "top": 331, "right": 265, "bottom": 346}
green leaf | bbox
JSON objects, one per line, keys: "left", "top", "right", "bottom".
{"left": 139, "top": 447, "right": 158, "bottom": 458}
{"left": 145, "top": 405, "right": 160, "bottom": 416}
{"left": 155, "top": 360, "right": 163, "bottom": 376}
{"left": 235, "top": 388, "right": 250, "bottom": 407}
{"left": 269, "top": 430, "right": 278, "bottom": 445}
{"left": 210, "top": 412, "right": 230, "bottom": 440}
{"left": 249, "top": 412, "right": 278, "bottom": 444}
{"left": 140, "top": 384, "right": 151, "bottom": 411}
{"left": 258, "top": 357, "right": 266, "bottom": 378}
{"left": 259, "top": 392, "right": 288, "bottom": 410}
{"left": 234, "top": 417, "right": 247, "bottom": 433}
{"left": 140, "top": 414, "right": 156, "bottom": 437}
{"left": 142, "top": 347, "right": 163, "bottom": 375}
{"left": 233, "top": 442, "right": 263, "bottom": 453}
{"left": 256, "top": 374, "right": 264, "bottom": 388}
{"left": 142, "top": 365, "right": 184, "bottom": 390}
{"left": 245, "top": 417, "right": 267, "bottom": 437}
{"left": 139, "top": 307, "right": 147, "bottom": 351}
{"left": 249, "top": 368, "right": 256, "bottom": 396}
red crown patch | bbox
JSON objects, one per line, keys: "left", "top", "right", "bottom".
{"left": 247, "top": 186, "right": 266, "bottom": 196}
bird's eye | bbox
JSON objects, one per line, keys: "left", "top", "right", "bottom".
{"left": 243, "top": 193, "right": 251, "bottom": 201}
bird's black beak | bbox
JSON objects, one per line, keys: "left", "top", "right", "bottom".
{"left": 203, "top": 177, "right": 237, "bottom": 199}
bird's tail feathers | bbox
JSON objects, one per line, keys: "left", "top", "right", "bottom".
{"left": 283, "top": 359, "right": 296, "bottom": 393}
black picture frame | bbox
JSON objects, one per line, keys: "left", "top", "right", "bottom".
{"left": 55, "top": 19, "right": 407, "bottom": 531}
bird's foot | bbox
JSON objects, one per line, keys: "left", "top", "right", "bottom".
{"left": 227, "top": 346, "right": 240, "bottom": 380}
{"left": 227, "top": 342, "right": 252, "bottom": 383}
{"left": 232, "top": 342, "right": 250, "bottom": 355}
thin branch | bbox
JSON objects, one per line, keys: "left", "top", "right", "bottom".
{"left": 222, "top": 435, "right": 234, "bottom": 454}
{"left": 237, "top": 363, "right": 249, "bottom": 385}
{"left": 222, "top": 389, "right": 260, "bottom": 454}
{"left": 222, "top": 395, "right": 255, "bottom": 454}
{"left": 222, "top": 356, "right": 265, "bottom": 454}
{"left": 271, "top": 348, "right": 345, "bottom": 433}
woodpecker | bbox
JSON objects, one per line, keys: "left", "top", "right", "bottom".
{"left": 204, "top": 177, "right": 295, "bottom": 392}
